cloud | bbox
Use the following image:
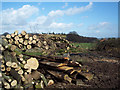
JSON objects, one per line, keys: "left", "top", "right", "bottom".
{"left": 81, "top": 16, "right": 88, "bottom": 19}
{"left": 49, "top": 22, "right": 73, "bottom": 29}
{"left": 38, "top": 3, "right": 41, "bottom": 5}
{"left": 88, "top": 22, "right": 110, "bottom": 30}
{"left": 2, "top": 5, "right": 39, "bottom": 25}
{"left": 77, "top": 23, "right": 84, "bottom": 27}
{"left": 1, "top": 5, "right": 39, "bottom": 33}
{"left": 28, "top": 15, "right": 74, "bottom": 33}
{"left": 62, "top": 3, "right": 68, "bottom": 8}
{"left": 96, "top": 30, "right": 100, "bottom": 33}
{"left": 1, "top": 3, "right": 89, "bottom": 34}
{"left": 42, "top": 8, "right": 45, "bottom": 10}
{"left": 48, "top": 2, "right": 93, "bottom": 17}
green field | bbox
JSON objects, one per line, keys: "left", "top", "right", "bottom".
{"left": 72, "top": 43, "right": 96, "bottom": 49}
{"left": 69, "top": 43, "right": 97, "bottom": 53}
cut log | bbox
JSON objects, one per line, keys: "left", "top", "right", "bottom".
{"left": 0, "top": 38, "right": 8, "bottom": 47}
{"left": 8, "top": 39, "right": 13, "bottom": 44}
{"left": 4, "top": 82, "right": 10, "bottom": 89}
{"left": 47, "top": 70, "right": 72, "bottom": 83}
{"left": 15, "top": 66, "right": 21, "bottom": 71}
{"left": 47, "top": 80, "right": 54, "bottom": 86}
{"left": 1, "top": 64, "right": 5, "bottom": 71}
{"left": 24, "top": 74, "right": 33, "bottom": 84}
{"left": 36, "top": 39, "right": 39, "bottom": 42}
{"left": 40, "top": 80, "right": 44, "bottom": 88}
{"left": 0, "top": 72, "right": 2, "bottom": 77}
{"left": 11, "top": 45, "right": 17, "bottom": 51}
{"left": 44, "top": 45, "right": 49, "bottom": 50}
{"left": 11, "top": 33, "right": 15, "bottom": 38}
{"left": 43, "top": 41, "right": 47, "bottom": 45}
{"left": 19, "top": 54, "right": 23, "bottom": 58}
{"left": 0, "top": 46, "right": 5, "bottom": 51}
{"left": 19, "top": 58, "right": 23, "bottom": 61}
{"left": 0, "top": 54, "right": 3, "bottom": 59}
{"left": 11, "top": 52, "right": 16, "bottom": 56}
{"left": 14, "top": 30, "right": 18, "bottom": 36}
{"left": 14, "top": 40, "right": 19, "bottom": 45}
{"left": 20, "top": 75, "right": 26, "bottom": 82}
{"left": 3, "top": 50, "right": 19, "bottom": 63}
{"left": 58, "top": 66, "right": 73, "bottom": 71}
{"left": 11, "top": 80, "right": 17, "bottom": 87}
{"left": 19, "top": 38, "right": 23, "bottom": 44}
{"left": 31, "top": 70, "right": 41, "bottom": 80}
{"left": 3, "top": 50, "right": 11, "bottom": 62}
{"left": 25, "top": 57, "right": 39, "bottom": 70}
{"left": 24, "top": 40, "right": 28, "bottom": 45}
{"left": 29, "top": 37, "right": 33, "bottom": 41}
{"left": 35, "top": 82, "right": 43, "bottom": 88}
{"left": 64, "top": 74, "right": 72, "bottom": 83}
{"left": 18, "top": 69, "right": 24, "bottom": 75}
{"left": 32, "top": 40, "right": 36, "bottom": 44}
{"left": 37, "top": 41, "right": 42, "bottom": 47}
{"left": 79, "top": 73, "right": 94, "bottom": 80}
{"left": 14, "top": 36, "right": 19, "bottom": 41}
{"left": 18, "top": 44, "right": 23, "bottom": 49}
{"left": 10, "top": 69, "right": 21, "bottom": 82}
{"left": 26, "top": 68, "right": 32, "bottom": 74}
{"left": 1, "top": 59, "right": 5, "bottom": 64}
{"left": 22, "top": 61, "right": 26, "bottom": 64}
{"left": 33, "top": 35, "right": 37, "bottom": 40}
{"left": 27, "top": 45, "right": 32, "bottom": 49}
{"left": 18, "top": 34, "right": 22, "bottom": 38}
{"left": 21, "top": 31, "right": 26, "bottom": 36}
{"left": 25, "top": 34, "right": 29, "bottom": 39}
{"left": 40, "top": 61, "right": 67, "bottom": 67}
{"left": 11, "top": 62, "right": 18, "bottom": 68}
{"left": 39, "top": 73, "right": 47, "bottom": 86}
{"left": 3, "top": 38, "right": 8, "bottom": 43}
{"left": 6, "top": 61, "right": 12, "bottom": 67}
{"left": 28, "top": 41, "right": 32, "bottom": 45}
{"left": 6, "top": 34, "right": 11, "bottom": 39}
{"left": 2, "top": 73, "right": 12, "bottom": 82}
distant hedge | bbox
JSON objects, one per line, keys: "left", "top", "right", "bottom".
{"left": 66, "top": 33, "right": 97, "bottom": 43}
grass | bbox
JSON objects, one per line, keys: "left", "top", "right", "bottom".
{"left": 70, "top": 43, "right": 97, "bottom": 53}
{"left": 55, "top": 43, "right": 97, "bottom": 54}
{"left": 22, "top": 52, "right": 43, "bottom": 56}
{"left": 72, "top": 43, "right": 96, "bottom": 49}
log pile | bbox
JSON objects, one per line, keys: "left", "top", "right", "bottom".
{"left": 0, "top": 31, "right": 93, "bottom": 89}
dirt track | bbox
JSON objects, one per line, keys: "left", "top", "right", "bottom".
{"left": 45, "top": 51, "right": 119, "bottom": 89}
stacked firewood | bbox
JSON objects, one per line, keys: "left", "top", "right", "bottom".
{"left": 0, "top": 31, "right": 93, "bottom": 89}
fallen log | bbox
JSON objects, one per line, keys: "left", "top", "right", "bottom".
{"left": 10, "top": 69, "right": 21, "bottom": 82}
{"left": 47, "top": 70, "right": 72, "bottom": 83}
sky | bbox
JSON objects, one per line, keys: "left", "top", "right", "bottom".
{"left": 0, "top": 2, "right": 118, "bottom": 38}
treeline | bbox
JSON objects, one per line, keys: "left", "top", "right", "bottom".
{"left": 1, "top": 31, "right": 98, "bottom": 43}
{"left": 66, "top": 31, "right": 98, "bottom": 43}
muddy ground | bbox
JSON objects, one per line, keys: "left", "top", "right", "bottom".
{"left": 45, "top": 51, "right": 119, "bottom": 89}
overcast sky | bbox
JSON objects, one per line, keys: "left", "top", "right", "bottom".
{"left": 0, "top": 2, "right": 118, "bottom": 38}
